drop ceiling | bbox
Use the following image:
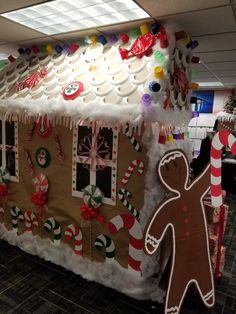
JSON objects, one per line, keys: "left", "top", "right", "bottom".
{"left": 0, "top": 0, "right": 235, "bottom": 89}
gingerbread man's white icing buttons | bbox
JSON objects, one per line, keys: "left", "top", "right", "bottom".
{"left": 62, "top": 81, "right": 84, "bottom": 100}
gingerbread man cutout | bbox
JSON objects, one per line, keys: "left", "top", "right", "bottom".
{"left": 144, "top": 149, "right": 214, "bottom": 314}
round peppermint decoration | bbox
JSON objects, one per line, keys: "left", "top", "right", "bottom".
{"left": 35, "top": 147, "right": 51, "bottom": 168}
{"left": 82, "top": 185, "right": 104, "bottom": 209}
{"left": 63, "top": 81, "right": 84, "bottom": 100}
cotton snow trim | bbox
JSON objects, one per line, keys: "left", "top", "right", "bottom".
{"left": 216, "top": 111, "right": 235, "bottom": 122}
{"left": 0, "top": 96, "right": 192, "bottom": 126}
{"left": 0, "top": 224, "right": 164, "bottom": 303}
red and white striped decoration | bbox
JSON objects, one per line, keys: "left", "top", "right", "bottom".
{"left": 24, "top": 211, "right": 38, "bottom": 232}
{"left": 121, "top": 160, "right": 144, "bottom": 187}
{"left": 211, "top": 130, "right": 236, "bottom": 207}
{"left": 65, "top": 224, "right": 83, "bottom": 256}
{"left": 109, "top": 213, "right": 143, "bottom": 276}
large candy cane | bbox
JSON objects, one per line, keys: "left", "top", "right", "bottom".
{"left": 44, "top": 218, "right": 61, "bottom": 244}
{"left": 11, "top": 206, "right": 24, "bottom": 230}
{"left": 211, "top": 130, "right": 236, "bottom": 206}
{"left": 65, "top": 224, "right": 83, "bottom": 255}
{"left": 118, "top": 188, "right": 140, "bottom": 220}
{"left": 94, "top": 234, "right": 115, "bottom": 261}
{"left": 24, "top": 211, "right": 38, "bottom": 232}
{"left": 109, "top": 213, "right": 143, "bottom": 276}
{"left": 121, "top": 159, "right": 144, "bottom": 186}
{"left": 124, "top": 126, "right": 142, "bottom": 152}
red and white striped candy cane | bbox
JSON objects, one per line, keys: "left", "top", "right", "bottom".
{"left": 211, "top": 130, "right": 236, "bottom": 207}
{"left": 24, "top": 210, "right": 38, "bottom": 232}
{"left": 121, "top": 160, "right": 144, "bottom": 187}
{"left": 109, "top": 213, "right": 143, "bottom": 276}
{"left": 65, "top": 224, "right": 83, "bottom": 256}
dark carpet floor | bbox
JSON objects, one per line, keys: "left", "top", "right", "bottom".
{"left": 0, "top": 194, "right": 235, "bottom": 314}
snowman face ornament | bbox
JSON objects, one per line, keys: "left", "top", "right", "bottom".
{"left": 36, "top": 147, "right": 51, "bottom": 168}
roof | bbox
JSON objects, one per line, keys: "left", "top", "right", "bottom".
{"left": 0, "top": 23, "right": 194, "bottom": 127}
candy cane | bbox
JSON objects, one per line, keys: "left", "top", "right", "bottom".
{"left": 121, "top": 159, "right": 144, "bottom": 186}
{"left": 109, "top": 213, "right": 143, "bottom": 276}
{"left": 10, "top": 206, "right": 24, "bottom": 230}
{"left": 94, "top": 234, "right": 115, "bottom": 261}
{"left": 118, "top": 188, "right": 140, "bottom": 220}
{"left": 54, "top": 133, "right": 65, "bottom": 161}
{"left": 125, "top": 126, "right": 142, "bottom": 152}
{"left": 65, "top": 224, "right": 83, "bottom": 255}
{"left": 24, "top": 210, "right": 38, "bottom": 232}
{"left": 44, "top": 218, "right": 61, "bottom": 244}
{"left": 23, "top": 149, "right": 35, "bottom": 176}
{"left": 211, "top": 130, "right": 236, "bottom": 207}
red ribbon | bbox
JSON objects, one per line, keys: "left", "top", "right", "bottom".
{"left": 215, "top": 204, "right": 225, "bottom": 278}
{"left": 80, "top": 203, "right": 105, "bottom": 224}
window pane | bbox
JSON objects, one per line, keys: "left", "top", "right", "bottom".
{"left": 77, "top": 126, "right": 92, "bottom": 155}
{"left": 5, "top": 121, "right": 15, "bottom": 146}
{"left": 6, "top": 150, "right": 15, "bottom": 176}
{"left": 76, "top": 162, "right": 90, "bottom": 192}
{"left": 98, "top": 128, "right": 113, "bottom": 160}
{"left": 0, "top": 120, "right": 2, "bottom": 145}
{"left": 96, "top": 166, "right": 112, "bottom": 198}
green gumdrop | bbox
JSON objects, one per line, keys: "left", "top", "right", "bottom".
{"left": 154, "top": 50, "right": 165, "bottom": 63}
{"left": 191, "top": 68, "right": 199, "bottom": 78}
{"left": 130, "top": 27, "right": 141, "bottom": 38}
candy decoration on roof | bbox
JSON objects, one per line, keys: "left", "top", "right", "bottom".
{"left": 8, "top": 55, "right": 16, "bottom": 63}
{"left": 32, "top": 45, "right": 40, "bottom": 53}
{"left": 55, "top": 44, "right": 63, "bottom": 53}
{"left": 62, "top": 81, "right": 84, "bottom": 100}
{"left": 24, "top": 210, "right": 38, "bottom": 232}
{"left": 210, "top": 130, "right": 236, "bottom": 207}
{"left": 156, "top": 27, "right": 169, "bottom": 48}
{"left": 140, "top": 22, "right": 150, "bottom": 34}
{"left": 109, "top": 213, "right": 143, "bottom": 276}
{"left": 11, "top": 206, "right": 24, "bottom": 230}
{"left": 151, "top": 22, "right": 161, "bottom": 34}
{"left": 109, "top": 34, "right": 118, "bottom": 44}
{"left": 44, "top": 218, "right": 61, "bottom": 244}
{"left": 141, "top": 93, "right": 152, "bottom": 107}
{"left": 69, "top": 43, "right": 79, "bottom": 52}
{"left": 118, "top": 188, "right": 140, "bottom": 220}
{"left": 16, "top": 67, "right": 47, "bottom": 92}
{"left": 130, "top": 27, "right": 141, "bottom": 38}
{"left": 119, "top": 32, "right": 156, "bottom": 60}
{"left": 97, "top": 35, "right": 107, "bottom": 45}
{"left": 17, "top": 47, "right": 25, "bottom": 55}
{"left": 120, "top": 32, "right": 129, "bottom": 44}
{"left": 94, "top": 234, "right": 115, "bottom": 261}
{"left": 46, "top": 44, "right": 54, "bottom": 54}
{"left": 65, "top": 224, "right": 83, "bottom": 255}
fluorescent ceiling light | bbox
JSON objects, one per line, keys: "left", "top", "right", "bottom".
{"left": 1, "top": 0, "right": 150, "bottom": 35}
{"left": 197, "top": 82, "right": 224, "bottom": 87}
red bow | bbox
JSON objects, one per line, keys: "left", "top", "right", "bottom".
{"left": 80, "top": 204, "right": 105, "bottom": 224}
{"left": 31, "top": 190, "right": 47, "bottom": 206}
{"left": 0, "top": 183, "right": 8, "bottom": 197}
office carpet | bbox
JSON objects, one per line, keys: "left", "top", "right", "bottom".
{"left": 0, "top": 194, "right": 235, "bottom": 314}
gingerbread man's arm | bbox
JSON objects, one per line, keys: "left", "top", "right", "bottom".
{"left": 190, "top": 163, "right": 210, "bottom": 198}
{"left": 144, "top": 196, "right": 178, "bottom": 256}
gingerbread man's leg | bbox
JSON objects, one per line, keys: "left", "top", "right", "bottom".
{"left": 195, "top": 255, "right": 215, "bottom": 307}
{"left": 165, "top": 262, "right": 190, "bottom": 314}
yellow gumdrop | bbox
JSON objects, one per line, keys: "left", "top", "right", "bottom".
{"left": 154, "top": 66, "right": 164, "bottom": 79}
{"left": 140, "top": 23, "right": 150, "bottom": 35}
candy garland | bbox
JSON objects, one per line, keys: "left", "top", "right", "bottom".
{"left": 54, "top": 133, "right": 65, "bottom": 162}
{"left": 118, "top": 189, "right": 140, "bottom": 221}
{"left": 124, "top": 126, "right": 142, "bottom": 152}
{"left": 94, "top": 234, "right": 115, "bottom": 261}
{"left": 211, "top": 130, "right": 236, "bottom": 207}
{"left": 44, "top": 218, "right": 61, "bottom": 244}
{"left": 10, "top": 206, "right": 24, "bottom": 230}
{"left": 24, "top": 210, "right": 38, "bottom": 232}
{"left": 109, "top": 213, "right": 143, "bottom": 276}
{"left": 121, "top": 160, "right": 144, "bottom": 187}
{"left": 65, "top": 224, "right": 83, "bottom": 255}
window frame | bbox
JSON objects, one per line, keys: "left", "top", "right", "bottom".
{"left": 0, "top": 119, "right": 19, "bottom": 182}
{"left": 72, "top": 125, "right": 118, "bottom": 206}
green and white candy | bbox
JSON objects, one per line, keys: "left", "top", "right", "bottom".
{"left": 82, "top": 184, "right": 104, "bottom": 209}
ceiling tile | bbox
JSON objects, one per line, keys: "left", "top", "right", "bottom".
{"left": 220, "top": 76, "right": 236, "bottom": 82}
{"left": 196, "top": 71, "right": 217, "bottom": 78}
{"left": 196, "top": 76, "right": 220, "bottom": 82}
{"left": 136, "top": 0, "right": 229, "bottom": 17}
{"left": 206, "top": 61, "right": 236, "bottom": 70}
{"left": 0, "top": 0, "right": 47, "bottom": 13}
{"left": 215, "top": 70, "right": 236, "bottom": 77}
{"left": 194, "top": 32, "right": 236, "bottom": 52}
{"left": 0, "top": 17, "right": 44, "bottom": 42}
{"left": 198, "top": 50, "right": 236, "bottom": 63}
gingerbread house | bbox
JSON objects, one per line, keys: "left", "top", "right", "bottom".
{"left": 0, "top": 22, "right": 196, "bottom": 302}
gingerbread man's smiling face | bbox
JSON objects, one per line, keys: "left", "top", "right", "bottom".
{"left": 158, "top": 150, "right": 189, "bottom": 193}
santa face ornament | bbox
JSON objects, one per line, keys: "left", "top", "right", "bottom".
{"left": 35, "top": 147, "right": 51, "bottom": 168}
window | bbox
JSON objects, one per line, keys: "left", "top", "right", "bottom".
{"left": 0, "top": 119, "right": 19, "bottom": 182}
{"left": 72, "top": 125, "right": 118, "bottom": 205}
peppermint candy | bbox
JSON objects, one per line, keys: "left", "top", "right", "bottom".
{"left": 83, "top": 184, "right": 103, "bottom": 209}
